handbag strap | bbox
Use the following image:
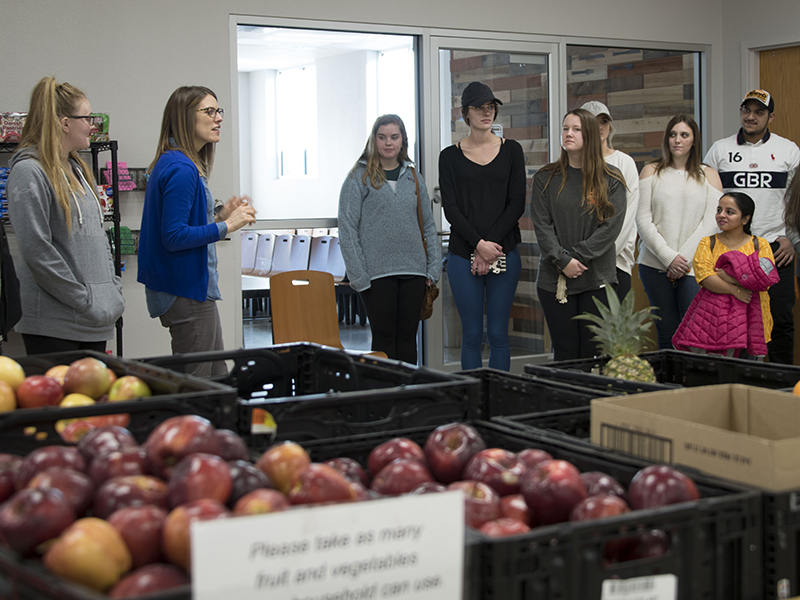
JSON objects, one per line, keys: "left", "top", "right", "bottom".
{"left": 412, "top": 167, "right": 428, "bottom": 260}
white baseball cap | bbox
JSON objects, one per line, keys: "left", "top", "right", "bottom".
{"left": 581, "top": 101, "right": 613, "bottom": 120}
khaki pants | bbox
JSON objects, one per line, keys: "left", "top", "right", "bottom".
{"left": 159, "top": 296, "right": 227, "bottom": 377}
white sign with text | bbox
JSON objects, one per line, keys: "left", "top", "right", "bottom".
{"left": 192, "top": 491, "right": 465, "bottom": 600}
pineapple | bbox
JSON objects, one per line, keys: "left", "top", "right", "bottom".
{"left": 574, "top": 286, "right": 659, "bottom": 383}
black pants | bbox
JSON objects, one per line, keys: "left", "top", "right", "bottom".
{"left": 22, "top": 334, "right": 107, "bottom": 356}
{"left": 539, "top": 286, "right": 608, "bottom": 362}
{"left": 359, "top": 275, "right": 426, "bottom": 364}
{"left": 767, "top": 242, "right": 795, "bottom": 364}
{"left": 613, "top": 268, "right": 631, "bottom": 299}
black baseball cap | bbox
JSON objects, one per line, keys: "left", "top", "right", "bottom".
{"left": 461, "top": 81, "right": 503, "bottom": 108}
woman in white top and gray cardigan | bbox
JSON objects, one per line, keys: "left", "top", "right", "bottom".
{"left": 636, "top": 114, "right": 722, "bottom": 349}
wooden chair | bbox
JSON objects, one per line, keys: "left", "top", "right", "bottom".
{"left": 269, "top": 270, "right": 385, "bottom": 357}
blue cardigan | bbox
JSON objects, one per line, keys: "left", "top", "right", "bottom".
{"left": 137, "top": 151, "right": 220, "bottom": 302}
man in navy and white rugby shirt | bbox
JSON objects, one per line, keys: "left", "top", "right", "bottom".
{"left": 705, "top": 89, "right": 800, "bottom": 364}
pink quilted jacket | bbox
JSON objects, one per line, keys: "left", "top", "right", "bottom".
{"left": 672, "top": 246, "right": 779, "bottom": 356}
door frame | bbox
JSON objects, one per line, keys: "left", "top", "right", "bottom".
{"left": 422, "top": 34, "right": 562, "bottom": 372}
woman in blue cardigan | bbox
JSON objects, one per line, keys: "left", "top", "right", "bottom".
{"left": 138, "top": 86, "right": 256, "bottom": 375}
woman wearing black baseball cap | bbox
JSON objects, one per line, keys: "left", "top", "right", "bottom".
{"left": 438, "top": 81, "right": 526, "bottom": 370}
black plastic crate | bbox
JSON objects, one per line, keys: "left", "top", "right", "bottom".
{"left": 143, "top": 345, "right": 483, "bottom": 449}
{"left": 525, "top": 349, "right": 800, "bottom": 392}
{"left": 495, "top": 408, "right": 798, "bottom": 600}
{"left": 296, "top": 420, "right": 762, "bottom": 600}
{"left": 1, "top": 351, "right": 238, "bottom": 454}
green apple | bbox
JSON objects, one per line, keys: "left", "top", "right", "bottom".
{"left": 108, "top": 376, "right": 152, "bottom": 402}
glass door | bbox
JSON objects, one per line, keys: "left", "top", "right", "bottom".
{"left": 424, "top": 37, "right": 560, "bottom": 371}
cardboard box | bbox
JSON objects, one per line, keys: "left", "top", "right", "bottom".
{"left": 590, "top": 384, "right": 800, "bottom": 491}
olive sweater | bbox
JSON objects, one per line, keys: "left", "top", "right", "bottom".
{"left": 532, "top": 165, "right": 626, "bottom": 294}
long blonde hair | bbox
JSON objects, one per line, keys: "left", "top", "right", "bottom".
{"left": 539, "top": 109, "right": 622, "bottom": 223}
{"left": 351, "top": 114, "right": 411, "bottom": 188}
{"left": 17, "top": 77, "right": 97, "bottom": 229}
{"left": 148, "top": 86, "right": 217, "bottom": 177}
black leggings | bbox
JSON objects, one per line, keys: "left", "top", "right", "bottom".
{"left": 538, "top": 286, "right": 608, "bottom": 362}
{"left": 22, "top": 334, "right": 107, "bottom": 356}
{"left": 359, "top": 275, "right": 426, "bottom": 364}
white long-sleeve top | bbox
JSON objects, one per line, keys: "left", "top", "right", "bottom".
{"left": 605, "top": 150, "right": 639, "bottom": 275}
{"left": 636, "top": 166, "right": 719, "bottom": 275}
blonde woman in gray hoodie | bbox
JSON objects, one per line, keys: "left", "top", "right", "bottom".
{"left": 7, "top": 77, "right": 124, "bottom": 355}
{"left": 338, "top": 114, "right": 440, "bottom": 364}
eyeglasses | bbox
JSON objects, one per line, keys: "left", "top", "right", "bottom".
{"left": 197, "top": 107, "right": 225, "bottom": 118}
{"left": 68, "top": 115, "right": 95, "bottom": 124}
{"left": 469, "top": 103, "right": 496, "bottom": 113}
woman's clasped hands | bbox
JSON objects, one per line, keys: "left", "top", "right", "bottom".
{"left": 471, "top": 239, "right": 504, "bottom": 276}
{"left": 217, "top": 195, "right": 257, "bottom": 232}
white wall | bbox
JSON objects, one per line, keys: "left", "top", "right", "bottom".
{"left": 720, "top": 0, "right": 800, "bottom": 134}
{"left": 0, "top": 0, "right": 727, "bottom": 358}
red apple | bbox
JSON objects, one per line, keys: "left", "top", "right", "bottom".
{"left": 516, "top": 448, "right": 554, "bottom": 470}
{"left": 409, "top": 482, "right": 447, "bottom": 495}
{"left": 89, "top": 447, "right": 148, "bottom": 484}
{"left": 108, "top": 563, "right": 189, "bottom": 598}
{"left": 27, "top": 467, "right": 94, "bottom": 516}
{"left": 500, "top": 494, "right": 532, "bottom": 526}
{"left": 0, "top": 488, "right": 76, "bottom": 555}
{"left": 520, "top": 459, "right": 587, "bottom": 526}
{"left": 59, "top": 419, "right": 97, "bottom": 443}
{"left": 424, "top": 423, "right": 486, "bottom": 484}
{"left": 78, "top": 425, "right": 139, "bottom": 464}
{"left": 86, "top": 413, "right": 132, "bottom": 429}
{"left": 144, "top": 415, "right": 221, "bottom": 479}
{"left": 15, "top": 446, "right": 86, "bottom": 490}
{"left": 94, "top": 475, "right": 170, "bottom": 520}
{"left": 15, "top": 375, "right": 64, "bottom": 409}
{"left": 628, "top": 465, "right": 700, "bottom": 510}
{"left": 288, "top": 463, "right": 355, "bottom": 505}
{"left": 43, "top": 517, "right": 132, "bottom": 592}
{"left": 255, "top": 441, "right": 311, "bottom": 495}
{"left": 479, "top": 517, "right": 531, "bottom": 537}
{"left": 570, "top": 494, "right": 631, "bottom": 522}
{"left": 618, "top": 529, "right": 671, "bottom": 562}
{"left": 108, "top": 505, "right": 168, "bottom": 568}
{"left": 228, "top": 460, "right": 273, "bottom": 507}
{"left": 108, "top": 376, "right": 152, "bottom": 402}
{"left": 214, "top": 429, "right": 249, "bottom": 462}
{"left": 370, "top": 458, "right": 435, "bottom": 496}
{"left": 367, "top": 438, "right": 426, "bottom": 476}
{"left": 168, "top": 453, "right": 232, "bottom": 508}
{"left": 162, "top": 499, "right": 230, "bottom": 571}
{"left": 0, "top": 454, "right": 23, "bottom": 503}
{"left": 233, "top": 488, "right": 290, "bottom": 516}
{"left": 447, "top": 480, "right": 502, "bottom": 529}
{"left": 325, "top": 457, "right": 369, "bottom": 487}
{"left": 463, "top": 448, "right": 526, "bottom": 496}
{"left": 581, "top": 471, "right": 627, "bottom": 500}
{"left": 63, "top": 357, "right": 112, "bottom": 400}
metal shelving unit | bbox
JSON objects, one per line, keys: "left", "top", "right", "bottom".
{"left": 0, "top": 141, "right": 123, "bottom": 356}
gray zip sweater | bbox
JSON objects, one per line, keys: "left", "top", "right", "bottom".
{"left": 338, "top": 161, "right": 441, "bottom": 292}
{"left": 7, "top": 147, "right": 125, "bottom": 341}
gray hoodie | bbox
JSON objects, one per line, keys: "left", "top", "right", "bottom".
{"left": 7, "top": 147, "right": 124, "bottom": 341}
{"left": 338, "top": 161, "right": 441, "bottom": 292}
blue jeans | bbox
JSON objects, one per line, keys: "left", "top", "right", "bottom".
{"left": 638, "top": 264, "right": 700, "bottom": 350}
{"left": 446, "top": 248, "right": 521, "bottom": 370}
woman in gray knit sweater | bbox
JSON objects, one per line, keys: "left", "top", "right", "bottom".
{"left": 338, "top": 115, "right": 440, "bottom": 364}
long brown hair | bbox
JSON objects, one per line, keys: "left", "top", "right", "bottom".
{"left": 652, "top": 114, "right": 705, "bottom": 182}
{"left": 539, "top": 109, "right": 622, "bottom": 223}
{"left": 352, "top": 114, "right": 411, "bottom": 189}
{"left": 784, "top": 174, "right": 800, "bottom": 234}
{"left": 17, "top": 77, "right": 97, "bottom": 229}
{"left": 148, "top": 86, "right": 217, "bottom": 177}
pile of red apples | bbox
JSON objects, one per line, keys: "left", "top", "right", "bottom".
{"left": 0, "top": 418, "right": 699, "bottom": 597}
